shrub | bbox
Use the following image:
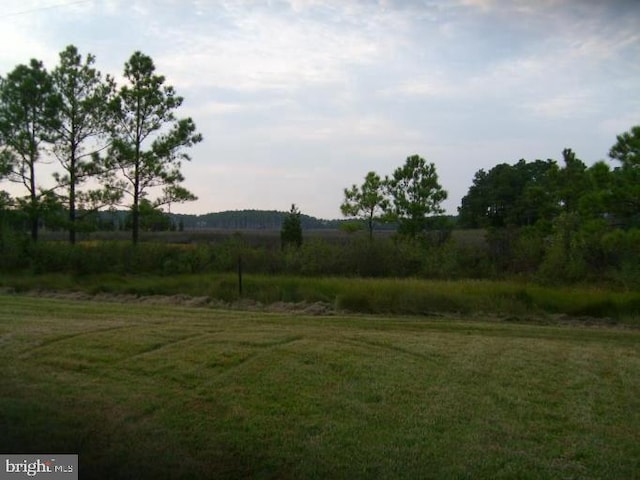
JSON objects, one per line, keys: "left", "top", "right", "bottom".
{"left": 601, "top": 228, "right": 640, "bottom": 288}
{"left": 0, "top": 226, "right": 28, "bottom": 271}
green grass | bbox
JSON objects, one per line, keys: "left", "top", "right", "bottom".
{"left": 1, "top": 295, "right": 640, "bottom": 478}
{"left": 2, "top": 273, "right": 640, "bottom": 323}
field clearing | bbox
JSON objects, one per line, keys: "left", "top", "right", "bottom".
{"left": 1, "top": 295, "right": 640, "bottom": 479}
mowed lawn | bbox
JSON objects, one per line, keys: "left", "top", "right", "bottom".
{"left": 1, "top": 295, "right": 639, "bottom": 479}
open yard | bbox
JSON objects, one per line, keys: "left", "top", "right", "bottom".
{"left": 1, "top": 294, "right": 639, "bottom": 479}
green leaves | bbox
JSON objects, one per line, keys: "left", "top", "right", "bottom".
{"left": 341, "top": 156, "right": 448, "bottom": 239}
{"left": 458, "top": 159, "right": 558, "bottom": 229}
{"left": 0, "top": 47, "right": 201, "bottom": 244}
{"left": 609, "top": 125, "right": 640, "bottom": 169}
{"left": 386, "top": 155, "right": 447, "bottom": 238}
{"left": 0, "top": 58, "right": 60, "bottom": 240}
{"left": 0, "top": 59, "right": 59, "bottom": 172}
{"left": 609, "top": 125, "right": 640, "bottom": 227}
{"left": 51, "top": 45, "right": 119, "bottom": 243}
{"left": 108, "top": 51, "right": 202, "bottom": 244}
{"left": 281, "top": 203, "right": 303, "bottom": 249}
{"left": 341, "top": 171, "right": 388, "bottom": 239}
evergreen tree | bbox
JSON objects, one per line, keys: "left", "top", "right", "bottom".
{"left": 386, "top": 155, "right": 447, "bottom": 238}
{"left": 0, "top": 59, "right": 60, "bottom": 241}
{"left": 50, "top": 45, "right": 119, "bottom": 243}
{"left": 341, "top": 171, "right": 389, "bottom": 240}
{"left": 108, "top": 51, "right": 201, "bottom": 244}
{"left": 281, "top": 204, "right": 302, "bottom": 249}
{"left": 609, "top": 125, "right": 640, "bottom": 226}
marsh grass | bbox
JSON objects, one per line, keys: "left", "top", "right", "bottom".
{"left": 2, "top": 273, "right": 639, "bottom": 324}
{"left": 1, "top": 295, "right": 639, "bottom": 479}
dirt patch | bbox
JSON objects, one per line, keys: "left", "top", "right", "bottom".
{"left": 265, "top": 301, "right": 334, "bottom": 316}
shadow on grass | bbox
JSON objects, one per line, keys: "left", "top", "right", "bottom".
{"left": 0, "top": 393, "right": 293, "bottom": 480}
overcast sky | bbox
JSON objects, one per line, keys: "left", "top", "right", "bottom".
{"left": 1, "top": 0, "right": 638, "bottom": 219}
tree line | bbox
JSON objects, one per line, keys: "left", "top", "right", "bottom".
{"left": 342, "top": 128, "right": 639, "bottom": 236}
{"left": 339, "top": 126, "right": 639, "bottom": 284}
{"left": 0, "top": 45, "right": 201, "bottom": 244}
{"left": 1, "top": 44, "right": 639, "bottom": 285}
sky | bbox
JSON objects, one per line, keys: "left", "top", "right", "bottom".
{"left": 0, "top": 0, "right": 639, "bottom": 219}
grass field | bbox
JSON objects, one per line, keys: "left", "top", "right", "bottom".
{"left": 1, "top": 294, "right": 640, "bottom": 479}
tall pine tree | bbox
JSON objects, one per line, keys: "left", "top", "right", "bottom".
{"left": 108, "top": 51, "right": 201, "bottom": 244}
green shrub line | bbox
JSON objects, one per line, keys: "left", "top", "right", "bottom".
{"left": 1, "top": 231, "right": 639, "bottom": 323}
{"left": 2, "top": 226, "right": 640, "bottom": 287}
{"left": 2, "top": 272, "right": 639, "bottom": 323}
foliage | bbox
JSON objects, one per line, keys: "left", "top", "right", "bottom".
{"left": 609, "top": 125, "right": 640, "bottom": 227}
{"left": 385, "top": 155, "right": 448, "bottom": 238}
{"left": 124, "top": 198, "right": 172, "bottom": 232}
{"left": 458, "top": 159, "right": 557, "bottom": 228}
{"left": 280, "top": 203, "right": 303, "bottom": 249}
{"left": 2, "top": 273, "right": 640, "bottom": 322}
{"left": 578, "top": 161, "right": 613, "bottom": 220}
{"left": 107, "top": 51, "right": 202, "bottom": 244}
{"left": 601, "top": 228, "right": 640, "bottom": 288}
{"left": 454, "top": 131, "right": 640, "bottom": 284}
{"left": 339, "top": 220, "right": 364, "bottom": 234}
{"left": 553, "top": 148, "right": 589, "bottom": 215}
{"left": 0, "top": 193, "right": 28, "bottom": 271}
{"left": 341, "top": 171, "right": 389, "bottom": 239}
{"left": 609, "top": 125, "right": 640, "bottom": 168}
{"left": 50, "top": 45, "right": 120, "bottom": 244}
{"left": 0, "top": 221, "right": 638, "bottom": 289}
{"left": 0, "top": 54, "right": 637, "bottom": 293}
{"left": 0, "top": 59, "right": 60, "bottom": 241}
{"left": 0, "top": 49, "right": 201, "bottom": 244}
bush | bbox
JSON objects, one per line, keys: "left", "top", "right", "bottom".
{"left": 601, "top": 228, "right": 640, "bottom": 288}
{"left": 3, "top": 223, "right": 639, "bottom": 290}
{"left": 0, "top": 226, "right": 28, "bottom": 271}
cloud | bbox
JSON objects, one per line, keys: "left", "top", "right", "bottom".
{"left": 0, "top": 0, "right": 638, "bottom": 218}
{"left": 152, "top": 2, "right": 403, "bottom": 93}
{"left": 523, "top": 91, "right": 597, "bottom": 119}
{"left": 599, "top": 114, "right": 640, "bottom": 141}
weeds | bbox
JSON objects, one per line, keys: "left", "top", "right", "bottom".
{"left": 2, "top": 273, "right": 639, "bottom": 324}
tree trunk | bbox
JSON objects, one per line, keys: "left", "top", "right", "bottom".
{"left": 69, "top": 173, "right": 76, "bottom": 244}
{"left": 132, "top": 192, "right": 139, "bottom": 245}
{"left": 30, "top": 161, "right": 38, "bottom": 242}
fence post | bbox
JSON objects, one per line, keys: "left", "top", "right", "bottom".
{"left": 238, "top": 254, "right": 243, "bottom": 297}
